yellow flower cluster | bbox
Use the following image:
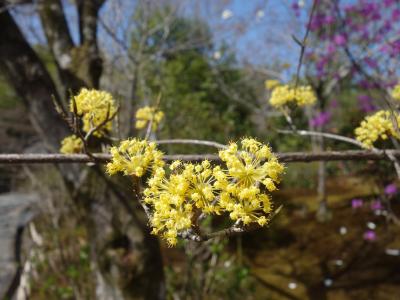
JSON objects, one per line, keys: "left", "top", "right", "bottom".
{"left": 71, "top": 88, "right": 117, "bottom": 136}
{"left": 265, "top": 79, "right": 281, "bottom": 90}
{"left": 392, "top": 84, "right": 400, "bottom": 101}
{"left": 60, "top": 135, "right": 83, "bottom": 154}
{"left": 135, "top": 106, "right": 164, "bottom": 131}
{"left": 143, "top": 138, "right": 284, "bottom": 246}
{"left": 143, "top": 161, "right": 218, "bottom": 246}
{"left": 355, "top": 110, "right": 400, "bottom": 149}
{"left": 269, "top": 85, "right": 316, "bottom": 108}
{"left": 106, "top": 139, "right": 164, "bottom": 177}
{"left": 216, "top": 138, "right": 284, "bottom": 226}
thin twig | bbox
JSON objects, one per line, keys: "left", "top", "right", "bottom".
{"left": 155, "top": 139, "right": 227, "bottom": 149}
{"left": 294, "top": 0, "right": 318, "bottom": 88}
{"left": 143, "top": 93, "right": 162, "bottom": 140}
{"left": 278, "top": 129, "right": 365, "bottom": 148}
{"left": 193, "top": 205, "right": 283, "bottom": 242}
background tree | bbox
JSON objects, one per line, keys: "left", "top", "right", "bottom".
{"left": 0, "top": 1, "right": 164, "bottom": 299}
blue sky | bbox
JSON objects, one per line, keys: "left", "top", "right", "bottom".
{"left": 13, "top": 0, "right": 313, "bottom": 79}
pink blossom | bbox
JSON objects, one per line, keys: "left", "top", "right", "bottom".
{"left": 383, "top": 0, "right": 395, "bottom": 7}
{"left": 384, "top": 183, "right": 397, "bottom": 196}
{"left": 371, "top": 200, "right": 383, "bottom": 211}
{"left": 310, "top": 111, "right": 331, "bottom": 127}
{"left": 351, "top": 198, "right": 363, "bottom": 209}
{"left": 333, "top": 34, "right": 347, "bottom": 46}
{"left": 392, "top": 8, "right": 400, "bottom": 22}
{"left": 363, "top": 230, "right": 377, "bottom": 242}
{"left": 357, "top": 95, "right": 376, "bottom": 113}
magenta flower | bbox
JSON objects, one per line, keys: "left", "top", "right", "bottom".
{"left": 333, "top": 34, "right": 347, "bottom": 46}
{"left": 310, "top": 111, "right": 331, "bottom": 127}
{"left": 384, "top": 0, "right": 395, "bottom": 7}
{"left": 330, "top": 99, "right": 338, "bottom": 108}
{"left": 357, "top": 94, "right": 376, "bottom": 113}
{"left": 392, "top": 8, "right": 400, "bottom": 22}
{"left": 327, "top": 43, "right": 336, "bottom": 55}
{"left": 384, "top": 184, "right": 397, "bottom": 196}
{"left": 371, "top": 200, "right": 383, "bottom": 211}
{"left": 363, "top": 230, "right": 376, "bottom": 242}
{"left": 351, "top": 198, "right": 363, "bottom": 209}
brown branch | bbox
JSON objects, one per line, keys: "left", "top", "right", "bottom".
{"left": 3, "top": 150, "right": 400, "bottom": 164}
{"left": 294, "top": 0, "right": 318, "bottom": 88}
{"left": 155, "top": 139, "right": 227, "bottom": 149}
{"left": 278, "top": 129, "right": 365, "bottom": 148}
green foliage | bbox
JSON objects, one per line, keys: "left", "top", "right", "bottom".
{"left": 0, "top": 73, "right": 19, "bottom": 108}
{"left": 130, "top": 6, "right": 255, "bottom": 150}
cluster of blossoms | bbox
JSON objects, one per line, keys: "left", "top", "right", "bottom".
{"left": 106, "top": 139, "right": 164, "bottom": 177}
{"left": 60, "top": 135, "right": 83, "bottom": 154}
{"left": 215, "top": 139, "right": 284, "bottom": 225}
{"left": 59, "top": 89, "right": 117, "bottom": 153}
{"left": 107, "top": 138, "right": 284, "bottom": 246}
{"left": 135, "top": 106, "right": 164, "bottom": 131}
{"left": 392, "top": 84, "right": 400, "bottom": 101}
{"left": 354, "top": 110, "right": 400, "bottom": 149}
{"left": 71, "top": 88, "right": 117, "bottom": 136}
{"left": 143, "top": 160, "right": 218, "bottom": 245}
{"left": 269, "top": 85, "right": 317, "bottom": 108}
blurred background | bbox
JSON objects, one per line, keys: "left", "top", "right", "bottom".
{"left": 1, "top": 0, "right": 400, "bottom": 299}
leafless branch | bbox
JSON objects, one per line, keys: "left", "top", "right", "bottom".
{"left": 155, "top": 139, "right": 227, "bottom": 149}
{"left": 183, "top": 205, "right": 283, "bottom": 242}
{"left": 278, "top": 129, "right": 365, "bottom": 148}
{"left": 3, "top": 150, "right": 400, "bottom": 164}
{"left": 294, "top": 0, "right": 318, "bottom": 87}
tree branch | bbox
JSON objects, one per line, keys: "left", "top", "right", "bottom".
{"left": 2, "top": 150, "right": 400, "bottom": 164}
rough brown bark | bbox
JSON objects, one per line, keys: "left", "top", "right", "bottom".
{"left": 37, "top": 0, "right": 86, "bottom": 94}
{"left": 76, "top": 0, "right": 104, "bottom": 88}
{"left": 0, "top": 8, "right": 69, "bottom": 150}
{"left": 0, "top": 3, "right": 165, "bottom": 299}
{"left": 37, "top": 0, "right": 103, "bottom": 93}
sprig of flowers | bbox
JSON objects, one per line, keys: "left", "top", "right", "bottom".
{"left": 216, "top": 138, "right": 284, "bottom": 226}
{"left": 71, "top": 88, "right": 117, "bottom": 137}
{"left": 140, "top": 138, "right": 284, "bottom": 246}
{"left": 60, "top": 135, "right": 83, "bottom": 154}
{"left": 392, "top": 83, "right": 400, "bottom": 102}
{"left": 269, "top": 84, "right": 316, "bottom": 108}
{"left": 106, "top": 139, "right": 164, "bottom": 177}
{"left": 354, "top": 110, "right": 400, "bottom": 149}
{"left": 135, "top": 106, "right": 164, "bottom": 131}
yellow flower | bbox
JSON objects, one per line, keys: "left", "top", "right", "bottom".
{"left": 265, "top": 79, "right": 281, "bottom": 90}
{"left": 355, "top": 110, "right": 400, "bottom": 149}
{"left": 392, "top": 84, "right": 400, "bottom": 101}
{"left": 142, "top": 137, "right": 283, "bottom": 246}
{"left": 135, "top": 106, "right": 164, "bottom": 131}
{"left": 144, "top": 167, "right": 193, "bottom": 246}
{"left": 216, "top": 138, "right": 284, "bottom": 225}
{"left": 60, "top": 135, "right": 83, "bottom": 154}
{"left": 71, "top": 88, "right": 117, "bottom": 137}
{"left": 106, "top": 139, "right": 164, "bottom": 177}
{"left": 269, "top": 84, "right": 316, "bottom": 108}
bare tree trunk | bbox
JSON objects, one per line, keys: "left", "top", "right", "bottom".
{"left": 0, "top": 3, "right": 165, "bottom": 299}
{"left": 315, "top": 134, "right": 330, "bottom": 222}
